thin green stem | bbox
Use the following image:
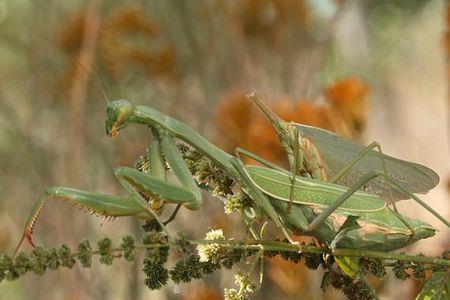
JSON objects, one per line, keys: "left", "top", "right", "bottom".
{"left": 115, "top": 239, "right": 450, "bottom": 267}
{"left": 49, "top": 239, "right": 449, "bottom": 268}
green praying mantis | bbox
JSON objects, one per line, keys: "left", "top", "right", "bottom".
{"left": 14, "top": 95, "right": 450, "bottom": 255}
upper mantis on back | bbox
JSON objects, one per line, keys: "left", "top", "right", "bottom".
{"left": 15, "top": 97, "right": 449, "bottom": 255}
{"left": 246, "top": 94, "right": 440, "bottom": 203}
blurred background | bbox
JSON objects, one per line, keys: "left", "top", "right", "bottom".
{"left": 0, "top": 0, "right": 449, "bottom": 299}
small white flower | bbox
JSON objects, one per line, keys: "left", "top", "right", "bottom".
{"left": 223, "top": 272, "right": 256, "bottom": 300}
{"left": 197, "top": 243, "right": 221, "bottom": 262}
{"left": 205, "top": 229, "right": 225, "bottom": 241}
{"left": 234, "top": 272, "right": 255, "bottom": 293}
{"left": 223, "top": 288, "right": 239, "bottom": 300}
{"left": 224, "top": 194, "right": 247, "bottom": 214}
{"left": 224, "top": 206, "right": 233, "bottom": 215}
{"left": 197, "top": 229, "right": 226, "bottom": 263}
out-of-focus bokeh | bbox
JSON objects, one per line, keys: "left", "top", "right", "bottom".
{"left": 0, "top": 1, "right": 448, "bottom": 299}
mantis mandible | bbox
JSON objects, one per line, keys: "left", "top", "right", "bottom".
{"left": 15, "top": 98, "right": 449, "bottom": 255}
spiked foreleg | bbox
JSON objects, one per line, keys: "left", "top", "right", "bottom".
{"left": 15, "top": 187, "right": 151, "bottom": 255}
{"left": 114, "top": 167, "right": 199, "bottom": 209}
{"left": 158, "top": 129, "right": 202, "bottom": 210}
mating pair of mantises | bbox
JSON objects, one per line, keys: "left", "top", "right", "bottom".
{"left": 15, "top": 93, "right": 450, "bottom": 255}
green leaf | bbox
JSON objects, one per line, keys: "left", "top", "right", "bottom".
{"left": 335, "top": 256, "right": 360, "bottom": 279}
{"left": 416, "top": 271, "right": 449, "bottom": 300}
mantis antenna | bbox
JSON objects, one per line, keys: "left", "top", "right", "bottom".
{"left": 34, "top": 34, "right": 111, "bottom": 103}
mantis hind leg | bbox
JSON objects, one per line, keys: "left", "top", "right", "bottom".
{"left": 305, "top": 171, "right": 449, "bottom": 233}
{"left": 323, "top": 141, "right": 437, "bottom": 234}
{"left": 327, "top": 141, "right": 398, "bottom": 210}
{"left": 329, "top": 141, "right": 386, "bottom": 184}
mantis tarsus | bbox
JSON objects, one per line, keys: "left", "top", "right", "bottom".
{"left": 15, "top": 97, "right": 449, "bottom": 255}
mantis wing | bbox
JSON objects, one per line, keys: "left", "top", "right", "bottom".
{"left": 297, "top": 124, "right": 440, "bottom": 201}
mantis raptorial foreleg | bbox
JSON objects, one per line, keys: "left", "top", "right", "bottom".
{"left": 288, "top": 126, "right": 301, "bottom": 211}
{"left": 14, "top": 187, "right": 153, "bottom": 254}
{"left": 115, "top": 127, "right": 202, "bottom": 212}
{"left": 14, "top": 163, "right": 197, "bottom": 253}
{"left": 157, "top": 129, "right": 202, "bottom": 210}
{"left": 148, "top": 129, "right": 167, "bottom": 180}
{"left": 15, "top": 127, "right": 204, "bottom": 254}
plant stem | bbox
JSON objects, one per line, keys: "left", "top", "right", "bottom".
{"left": 94, "top": 239, "right": 450, "bottom": 267}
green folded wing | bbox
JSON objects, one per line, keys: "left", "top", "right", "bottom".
{"left": 297, "top": 124, "right": 440, "bottom": 201}
{"left": 246, "top": 165, "right": 386, "bottom": 212}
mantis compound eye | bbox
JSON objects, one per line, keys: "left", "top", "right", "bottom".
{"left": 105, "top": 99, "right": 133, "bottom": 137}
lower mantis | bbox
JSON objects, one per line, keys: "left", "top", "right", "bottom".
{"left": 15, "top": 98, "right": 449, "bottom": 255}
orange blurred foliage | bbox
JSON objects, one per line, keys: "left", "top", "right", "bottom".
{"left": 215, "top": 92, "right": 254, "bottom": 153}
{"left": 59, "top": 11, "right": 87, "bottom": 53}
{"left": 99, "top": 6, "right": 176, "bottom": 80}
{"left": 181, "top": 284, "right": 222, "bottom": 300}
{"left": 266, "top": 235, "right": 318, "bottom": 297}
{"left": 267, "top": 256, "right": 311, "bottom": 295}
{"left": 326, "top": 77, "right": 370, "bottom": 135}
{"left": 236, "top": 0, "right": 308, "bottom": 43}
{"left": 58, "top": 5, "right": 177, "bottom": 92}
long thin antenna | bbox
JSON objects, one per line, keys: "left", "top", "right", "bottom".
{"left": 35, "top": 35, "right": 110, "bottom": 103}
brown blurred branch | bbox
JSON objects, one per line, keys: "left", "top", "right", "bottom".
{"left": 65, "top": 1, "right": 102, "bottom": 300}
{"left": 67, "top": 0, "right": 102, "bottom": 185}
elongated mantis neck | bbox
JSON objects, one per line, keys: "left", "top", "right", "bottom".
{"left": 130, "top": 105, "right": 236, "bottom": 176}
{"left": 247, "top": 93, "right": 282, "bottom": 128}
{"left": 246, "top": 93, "right": 298, "bottom": 164}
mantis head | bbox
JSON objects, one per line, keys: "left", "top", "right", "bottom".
{"left": 106, "top": 99, "right": 134, "bottom": 138}
{"left": 247, "top": 93, "right": 301, "bottom": 161}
